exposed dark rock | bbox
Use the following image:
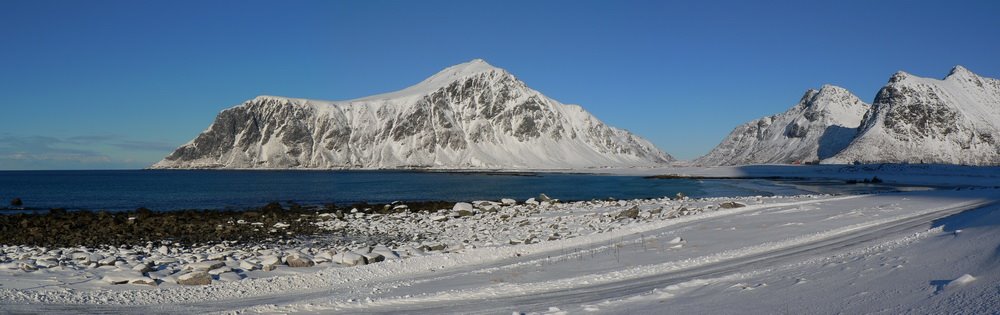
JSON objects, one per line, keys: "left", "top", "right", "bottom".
{"left": 617, "top": 206, "right": 640, "bottom": 220}
{"left": 719, "top": 202, "right": 746, "bottom": 209}
{"left": 285, "top": 255, "right": 315, "bottom": 268}
{"left": 177, "top": 271, "right": 212, "bottom": 285}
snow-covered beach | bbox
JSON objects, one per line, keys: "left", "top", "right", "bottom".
{"left": 1, "top": 165, "right": 997, "bottom": 314}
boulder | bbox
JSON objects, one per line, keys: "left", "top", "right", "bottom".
{"left": 260, "top": 255, "right": 283, "bottom": 271}
{"left": 397, "top": 246, "right": 425, "bottom": 257}
{"left": 208, "top": 266, "right": 232, "bottom": 275}
{"left": 73, "top": 252, "right": 103, "bottom": 264}
{"left": 453, "top": 202, "right": 474, "bottom": 212}
{"left": 617, "top": 206, "right": 640, "bottom": 220}
{"left": 285, "top": 254, "right": 315, "bottom": 268}
{"left": 363, "top": 252, "right": 385, "bottom": 264}
{"left": 184, "top": 260, "right": 226, "bottom": 272}
{"left": 525, "top": 198, "right": 539, "bottom": 206}
{"left": 129, "top": 277, "right": 157, "bottom": 286}
{"left": 424, "top": 243, "right": 447, "bottom": 251}
{"left": 98, "top": 256, "right": 118, "bottom": 266}
{"left": 19, "top": 261, "right": 38, "bottom": 272}
{"left": 131, "top": 262, "right": 155, "bottom": 273}
{"left": 335, "top": 252, "right": 368, "bottom": 266}
{"left": 473, "top": 201, "right": 500, "bottom": 212}
{"left": 153, "top": 257, "right": 179, "bottom": 265}
{"left": 207, "top": 252, "right": 229, "bottom": 261}
{"left": 35, "top": 259, "right": 59, "bottom": 268}
{"left": 314, "top": 250, "right": 337, "bottom": 263}
{"left": 103, "top": 271, "right": 150, "bottom": 285}
{"left": 537, "top": 193, "right": 553, "bottom": 202}
{"left": 146, "top": 270, "right": 175, "bottom": 281}
{"left": 501, "top": 198, "right": 517, "bottom": 206}
{"left": 720, "top": 201, "right": 746, "bottom": 209}
{"left": 239, "top": 260, "right": 259, "bottom": 271}
{"left": 177, "top": 271, "right": 212, "bottom": 285}
{"left": 371, "top": 248, "right": 400, "bottom": 260}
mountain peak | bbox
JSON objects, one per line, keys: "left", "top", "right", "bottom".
{"left": 889, "top": 71, "right": 911, "bottom": 83}
{"left": 945, "top": 65, "right": 978, "bottom": 81}
{"left": 818, "top": 84, "right": 848, "bottom": 94}
{"left": 697, "top": 83, "right": 868, "bottom": 166}
{"left": 422, "top": 59, "right": 504, "bottom": 84}
{"left": 154, "top": 58, "right": 673, "bottom": 169}
{"left": 252, "top": 95, "right": 289, "bottom": 102}
{"left": 349, "top": 59, "right": 511, "bottom": 102}
{"left": 798, "top": 89, "right": 820, "bottom": 105}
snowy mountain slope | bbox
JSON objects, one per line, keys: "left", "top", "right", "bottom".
{"left": 695, "top": 85, "right": 868, "bottom": 166}
{"left": 151, "top": 59, "right": 672, "bottom": 169}
{"left": 827, "top": 66, "right": 1000, "bottom": 165}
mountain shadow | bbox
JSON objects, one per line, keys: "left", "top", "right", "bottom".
{"left": 817, "top": 125, "right": 858, "bottom": 160}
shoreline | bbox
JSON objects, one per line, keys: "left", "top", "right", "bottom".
{"left": 0, "top": 170, "right": 945, "bottom": 213}
{"left": 0, "top": 191, "right": 796, "bottom": 288}
{"left": 1, "top": 187, "right": 996, "bottom": 312}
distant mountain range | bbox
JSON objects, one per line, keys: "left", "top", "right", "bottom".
{"left": 698, "top": 66, "right": 999, "bottom": 166}
{"left": 154, "top": 61, "right": 998, "bottom": 169}
{"left": 152, "top": 59, "right": 672, "bottom": 169}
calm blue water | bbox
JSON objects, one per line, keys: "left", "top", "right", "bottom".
{"left": 0, "top": 170, "right": 838, "bottom": 212}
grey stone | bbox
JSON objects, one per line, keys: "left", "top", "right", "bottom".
{"left": 177, "top": 271, "right": 212, "bottom": 285}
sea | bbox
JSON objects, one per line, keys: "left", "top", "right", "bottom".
{"left": 0, "top": 170, "right": 915, "bottom": 212}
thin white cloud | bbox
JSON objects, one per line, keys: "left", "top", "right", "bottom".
{"left": 0, "top": 133, "right": 175, "bottom": 169}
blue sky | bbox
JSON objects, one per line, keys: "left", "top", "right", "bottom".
{"left": 1, "top": 0, "right": 998, "bottom": 169}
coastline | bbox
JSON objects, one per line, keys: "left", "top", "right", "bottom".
{"left": 1, "top": 165, "right": 998, "bottom": 313}
{"left": 1, "top": 186, "right": 996, "bottom": 313}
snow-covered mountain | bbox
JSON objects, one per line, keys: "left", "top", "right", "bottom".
{"left": 152, "top": 59, "right": 672, "bottom": 169}
{"left": 827, "top": 66, "right": 1000, "bottom": 165}
{"left": 695, "top": 85, "right": 869, "bottom": 166}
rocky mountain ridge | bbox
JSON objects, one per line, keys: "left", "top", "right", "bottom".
{"left": 153, "top": 59, "right": 673, "bottom": 169}
{"left": 695, "top": 85, "right": 869, "bottom": 166}
{"left": 699, "top": 66, "right": 999, "bottom": 166}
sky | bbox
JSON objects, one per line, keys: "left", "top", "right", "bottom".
{"left": 1, "top": 0, "right": 998, "bottom": 169}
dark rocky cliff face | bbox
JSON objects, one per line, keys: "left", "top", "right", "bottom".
{"left": 876, "top": 85, "right": 960, "bottom": 139}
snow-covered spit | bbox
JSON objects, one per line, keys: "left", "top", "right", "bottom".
{"left": 699, "top": 66, "right": 999, "bottom": 166}
{"left": 151, "top": 59, "right": 671, "bottom": 169}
